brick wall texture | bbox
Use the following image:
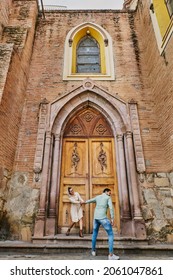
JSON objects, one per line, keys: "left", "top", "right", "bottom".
{"left": 0, "top": 0, "right": 12, "bottom": 37}
{"left": 14, "top": 5, "right": 173, "bottom": 178}
{"left": 0, "top": 1, "right": 38, "bottom": 171}
{"left": 134, "top": 0, "right": 173, "bottom": 172}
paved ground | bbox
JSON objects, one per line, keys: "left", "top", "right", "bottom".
{"left": 0, "top": 251, "right": 172, "bottom": 260}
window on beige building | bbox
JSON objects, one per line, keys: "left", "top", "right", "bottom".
{"left": 150, "top": 0, "right": 173, "bottom": 53}
{"left": 165, "top": 0, "right": 173, "bottom": 17}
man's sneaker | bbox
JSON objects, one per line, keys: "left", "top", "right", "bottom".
{"left": 91, "top": 251, "right": 96, "bottom": 256}
{"left": 108, "top": 254, "right": 120, "bottom": 260}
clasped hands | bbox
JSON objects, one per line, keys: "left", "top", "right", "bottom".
{"left": 80, "top": 201, "right": 86, "bottom": 205}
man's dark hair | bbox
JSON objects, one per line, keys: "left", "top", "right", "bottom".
{"left": 103, "top": 188, "right": 111, "bottom": 193}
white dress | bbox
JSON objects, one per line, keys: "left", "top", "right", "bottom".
{"left": 68, "top": 192, "right": 84, "bottom": 222}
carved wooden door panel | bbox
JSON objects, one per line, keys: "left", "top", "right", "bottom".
{"left": 89, "top": 138, "right": 120, "bottom": 233}
{"left": 58, "top": 139, "right": 89, "bottom": 234}
{"left": 58, "top": 107, "right": 120, "bottom": 234}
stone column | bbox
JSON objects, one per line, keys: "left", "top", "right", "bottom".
{"left": 125, "top": 131, "right": 142, "bottom": 219}
{"left": 116, "top": 134, "right": 131, "bottom": 219}
{"left": 34, "top": 131, "right": 52, "bottom": 237}
{"left": 46, "top": 134, "right": 60, "bottom": 235}
{"left": 33, "top": 98, "right": 49, "bottom": 183}
{"left": 117, "top": 134, "right": 134, "bottom": 236}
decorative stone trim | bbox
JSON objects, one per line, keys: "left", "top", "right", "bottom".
{"left": 33, "top": 98, "right": 49, "bottom": 182}
{"left": 129, "top": 100, "right": 146, "bottom": 173}
{"left": 83, "top": 79, "right": 94, "bottom": 90}
{"left": 49, "top": 79, "right": 128, "bottom": 133}
{"left": 34, "top": 80, "right": 146, "bottom": 238}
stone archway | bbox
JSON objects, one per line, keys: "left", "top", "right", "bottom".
{"left": 58, "top": 106, "right": 120, "bottom": 235}
{"left": 33, "top": 79, "right": 146, "bottom": 240}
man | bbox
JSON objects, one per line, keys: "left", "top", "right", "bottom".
{"left": 84, "top": 188, "right": 119, "bottom": 260}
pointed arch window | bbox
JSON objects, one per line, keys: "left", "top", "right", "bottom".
{"left": 76, "top": 35, "right": 101, "bottom": 73}
{"left": 63, "top": 22, "right": 115, "bottom": 80}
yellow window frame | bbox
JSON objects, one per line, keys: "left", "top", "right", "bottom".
{"left": 71, "top": 26, "right": 106, "bottom": 75}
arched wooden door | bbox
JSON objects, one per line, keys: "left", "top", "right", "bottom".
{"left": 58, "top": 107, "right": 120, "bottom": 234}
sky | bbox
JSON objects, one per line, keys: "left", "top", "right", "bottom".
{"left": 39, "top": 0, "right": 124, "bottom": 10}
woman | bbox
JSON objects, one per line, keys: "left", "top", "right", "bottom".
{"left": 66, "top": 187, "right": 84, "bottom": 237}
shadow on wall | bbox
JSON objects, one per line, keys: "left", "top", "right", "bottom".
{"left": 0, "top": 211, "right": 10, "bottom": 240}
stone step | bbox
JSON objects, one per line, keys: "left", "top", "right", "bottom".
{"left": 1, "top": 235, "right": 173, "bottom": 257}
{"left": 0, "top": 239, "right": 173, "bottom": 257}
{"left": 32, "top": 234, "right": 148, "bottom": 246}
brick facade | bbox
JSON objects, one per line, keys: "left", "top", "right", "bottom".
{"left": 135, "top": 0, "right": 173, "bottom": 171}
{"left": 0, "top": 0, "right": 12, "bottom": 37}
{"left": 0, "top": 0, "right": 38, "bottom": 239}
{"left": 0, "top": 0, "right": 172, "bottom": 242}
{"left": 15, "top": 9, "right": 166, "bottom": 175}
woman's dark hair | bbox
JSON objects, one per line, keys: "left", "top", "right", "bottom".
{"left": 68, "top": 187, "right": 72, "bottom": 194}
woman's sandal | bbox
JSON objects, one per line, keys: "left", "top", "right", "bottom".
{"left": 79, "top": 229, "right": 84, "bottom": 238}
{"left": 66, "top": 229, "right": 70, "bottom": 236}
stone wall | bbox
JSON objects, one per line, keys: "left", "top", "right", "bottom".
{"left": 139, "top": 172, "right": 173, "bottom": 243}
{"left": 4, "top": 171, "right": 39, "bottom": 240}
